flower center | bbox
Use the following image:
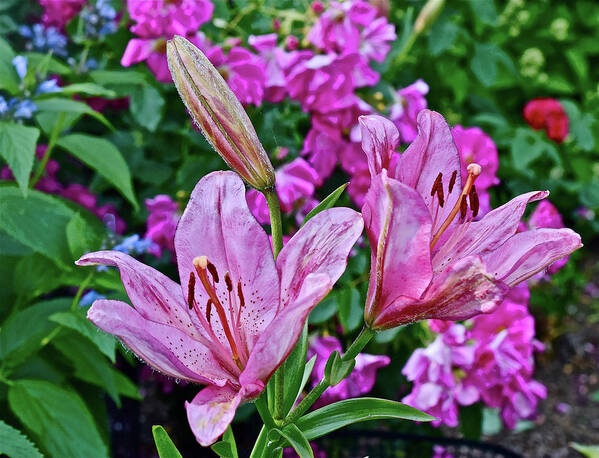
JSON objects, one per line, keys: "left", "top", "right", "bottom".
{"left": 429, "top": 163, "right": 482, "bottom": 250}
{"left": 187, "top": 256, "right": 248, "bottom": 372}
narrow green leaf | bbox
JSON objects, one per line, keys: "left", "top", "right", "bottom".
{"left": 0, "top": 420, "right": 43, "bottom": 458}
{"left": 57, "top": 134, "right": 138, "bottom": 209}
{"left": 301, "top": 183, "right": 348, "bottom": 226}
{"left": 56, "top": 83, "right": 117, "bottom": 98}
{"left": 570, "top": 443, "right": 599, "bottom": 458}
{"left": 211, "top": 426, "right": 238, "bottom": 457}
{"left": 283, "top": 323, "right": 308, "bottom": 415}
{"left": 50, "top": 310, "right": 116, "bottom": 362}
{"left": 152, "top": 425, "right": 183, "bottom": 458}
{"left": 0, "top": 122, "right": 40, "bottom": 194}
{"left": 0, "top": 188, "right": 74, "bottom": 267}
{"left": 296, "top": 398, "right": 436, "bottom": 440}
{"left": 0, "top": 36, "right": 18, "bottom": 94}
{"left": 8, "top": 380, "right": 109, "bottom": 458}
{"left": 276, "top": 424, "right": 313, "bottom": 458}
{"left": 34, "top": 98, "right": 112, "bottom": 128}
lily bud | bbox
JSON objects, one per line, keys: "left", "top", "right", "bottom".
{"left": 413, "top": 0, "right": 445, "bottom": 36}
{"left": 167, "top": 35, "right": 275, "bottom": 190}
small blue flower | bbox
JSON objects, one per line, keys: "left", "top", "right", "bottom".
{"left": 12, "top": 55, "right": 28, "bottom": 80}
{"left": 19, "top": 24, "right": 68, "bottom": 57}
{"left": 36, "top": 79, "right": 62, "bottom": 94}
{"left": 113, "top": 234, "right": 156, "bottom": 255}
{"left": 12, "top": 99, "right": 37, "bottom": 119}
{"left": 0, "top": 96, "right": 7, "bottom": 115}
{"left": 79, "top": 290, "right": 107, "bottom": 307}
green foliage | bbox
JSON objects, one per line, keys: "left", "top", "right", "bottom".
{"left": 0, "top": 122, "right": 40, "bottom": 193}
{"left": 0, "top": 420, "right": 43, "bottom": 458}
{"left": 8, "top": 380, "right": 109, "bottom": 458}
{"left": 152, "top": 425, "right": 183, "bottom": 458}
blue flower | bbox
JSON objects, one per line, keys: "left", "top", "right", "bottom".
{"left": 79, "top": 290, "right": 107, "bottom": 307}
{"left": 12, "top": 55, "right": 28, "bottom": 80}
{"left": 19, "top": 24, "right": 68, "bottom": 57}
{"left": 36, "top": 79, "right": 62, "bottom": 94}
{"left": 112, "top": 234, "right": 156, "bottom": 255}
{"left": 12, "top": 99, "right": 37, "bottom": 119}
{"left": 0, "top": 96, "right": 7, "bottom": 115}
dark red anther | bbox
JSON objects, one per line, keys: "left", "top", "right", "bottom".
{"left": 206, "top": 299, "right": 213, "bottom": 322}
{"left": 469, "top": 185, "right": 479, "bottom": 218}
{"left": 436, "top": 184, "right": 445, "bottom": 208}
{"left": 187, "top": 273, "right": 195, "bottom": 310}
{"left": 237, "top": 281, "right": 245, "bottom": 308}
{"left": 430, "top": 172, "right": 443, "bottom": 197}
{"left": 224, "top": 272, "right": 233, "bottom": 292}
{"left": 207, "top": 262, "right": 219, "bottom": 283}
{"left": 448, "top": 170, "right": 457, "bottom": 194}
{"left": 459, "top": 196, "right": 468, "bottom": 219}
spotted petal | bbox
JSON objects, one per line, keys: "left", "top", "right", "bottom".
{"left": 88, "top": 300, "right": 232, "bottom": 385}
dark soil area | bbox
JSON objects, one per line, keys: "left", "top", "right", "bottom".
{"left": 489, "top": 319, "right": 599, "bottom": 458}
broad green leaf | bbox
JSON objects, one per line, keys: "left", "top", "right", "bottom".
{"left": 560, "top": 100, "right": 595, "bottom": 152}
{"left": 0, "top": 298, "right": 70, "bottom": 370}
{"left": 34, "top": 98, "right": 112, "bottom": 129}
{"left": 0, "top": 122, "right": 40, "bottom": 194}
{"left": 52, "top": 333, "right": 121, "bottom": 404}
{"left": 337, "top": 287, "right": 362, "bottom": 332}
{"left": 152, "top": 425, "right": 183, "bottom": 458}
{"left": 24, "top": 52, "right": 71, "bottom": 75}
{"left": 283, "top": 323, "right": 308, "bottom": 415}
{"left": 571, "top": 443, "right": 599, "bottom": 458}
{"left": 57, "top": 83, "right": 117, "bottom": 98}
{"left": 591, "top": 390, "right": 599, "bottom": 402}
{"left": 510, "top": 128, "right": 561, "bottom": 173}
{"left": 469, "top": 0, "right": 498, "bottom": 25}
{"left": 8, "top": 380, "right": 109, "bottom": 458}
{"left": 57, "top": 134, "right": 138, "bottom": 209}
{"left": 0, "top": 230, "right": 31, "bottom": 256}
{"left": 50, "top": 310, "right": 116, "bottom": 362}
{"left": 0, "top": 36, "right": 18, "bottom": 94}
{"left": 301, "top": 183, "right": 348, "bottom": 226}
{"left": 580, "top": 179, "right": 599, "bottom": 209}
{"left": 130, "top": 85, "right": 165, "bottom": 131}
{"left": 460, "top": 403, "right": 482, "bottom": 440}
{"left": 66, "top": 212, "right": 103, "bottom": 259}
{"left": 13, "top": 254, "right": 68, "bottom": 302}
{"left": 276, "top": 424, "right": 313, "bottom": 458}
{"left": 428, "top": 19, "right": 459, "bottom": 56}
{"left": 471, "top": 43, "right": 515, "bottom": 87}
{"left": 296, "top": 398, "right": 435, "bottom": 440}
{"left": 90, "top": 69, "right": 149, "bottom": 85}
{"left": 0, "top": 188, "right": 74, "bottom": 266}
{"left": 0, "top": 420, "right": 43, "bottom": 458}
{"left": 309, "top": 293, "right": 338, "bottom": 324}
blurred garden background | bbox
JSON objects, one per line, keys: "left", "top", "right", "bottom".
{"left": 0, "top": 0, "right": 598, "bottom": 457}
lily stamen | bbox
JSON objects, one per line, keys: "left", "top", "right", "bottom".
{"left": 430, "top": 163, "right": 482, "bottom": 249}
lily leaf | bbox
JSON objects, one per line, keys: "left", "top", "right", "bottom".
{"left": 301, "top": 183, "right": 348, "bottom": 226}
{"left": 152, "top": 425, "right": 183, "bottom": 458}
{"left": 296, "top": 398, "right": 436, "bottom": 440}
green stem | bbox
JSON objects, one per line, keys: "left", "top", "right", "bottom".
{"left": 255, "top": 393, "right": 276, "bottom": 431}
{"left": 282, "top": 326, "right": 376, "bottom": 426}
{"left": 392, "top": 32, "right": 418, "bottom": 69}
{"left": 249, "top": 426, "right": 268, "bottom": 458}
{"left": 71, "top": 271, "right": 94, "bottom": 311}
{"left": 264, "top": 187, "right": 285, "bottom": 420}
{"left": 264, "top": 188, "right": 283, "bottom": 258}
{"left": 30, "top": 112, "right": 66, "bottom": 188}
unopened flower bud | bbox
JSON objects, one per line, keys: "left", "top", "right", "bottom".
{"left": 285, "top": 35, "right": 299, "bottom": 51}
{"left": 167, "top": 35, "right": 275, "bottom": 190}
{"left": 413, "top": 0, "right": 445, "bottom": 36}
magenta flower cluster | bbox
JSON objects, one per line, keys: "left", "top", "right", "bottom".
{"left": 402, "top": 284, "right": 547, "bottom": 429}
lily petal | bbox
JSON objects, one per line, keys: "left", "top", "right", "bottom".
{"left": 175, "top": 171, "right": 280, "bottom": 349}
{"left": 76, "top": 250, "right": 200, "bottom": 339}
{"left": 88, "top": 300, "right": 231, "bottom": 385}
{"left": 276, "top": 207, "right": 364, "bottom": 309}
{"left": 240, "top": 273, "right": 331, "bottom": 386}
{"left": 362, "top": 172, "right": 433, "bottom": 323}
{"left": 373, "top": 256, "right": 508, "bottom": 329}
{"left": 483, "top": 228, "right": 582, "bottom": 286}
{"left": 186, "top": 385, "right": 244, "bottom": 446}
{"left": 395, "top": 110, "right": 462, "bottom": 224}
{"left": 359, "top": 114, "right": 400, "bottom": 177}
{"left": 432, "top": 191, "right": 548, "bottom": 270}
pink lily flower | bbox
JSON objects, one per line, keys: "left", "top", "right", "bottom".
{"left": 77, "top": 171, "right": 363, "bottom": 446}
{"left": 359, "top": 111, "right": 582, "bottom": 329}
